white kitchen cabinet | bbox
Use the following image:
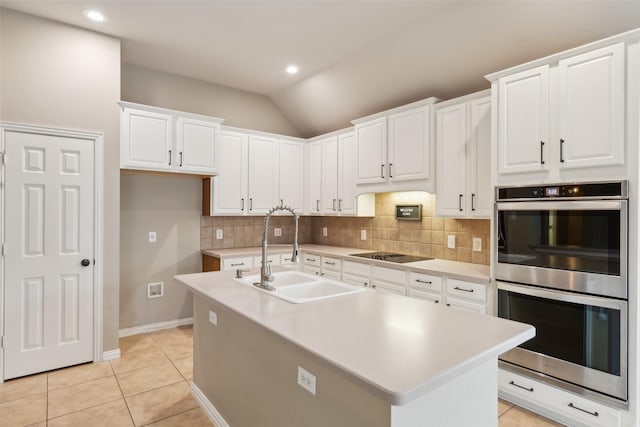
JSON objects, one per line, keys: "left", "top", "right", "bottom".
{"left": 407, "top": 271, "right": 443, "bottom": 304}
{"left": 252, "top": 254, "right": 280, "bottom": 268}
{"left": 277, "top": 139, "right": 304, "bottom": 212}
{"left": 248, "top": 135, "right": 278, "bottom": 214}
{"left": 307, "top": 141, "right": 322, "bottom": 214}
{"left": 321, "top": 136, "right": 339, "bottom": 214}
{"left": 222, "top": 257, "right": 253, "bottom": 270}
{"left": 436, "top": 92, "right": 491, "bottom": 218}
{"left": 337, "top": 133, "right": 357, "bottom": 215}
{"left": 492, "top": 42, "right": 626, "bottom": 183}
{"left": 211, "top": 130, "right": 249, "bottom": 214}
{"left": 371, "top": 266, "right": 407, "bottom": 295}
{"left": 444, "top": 278, "right": 487, "bottom": 314}
{"left": 353, "top": 98, "right": 438, "bottom": 193}
{"left": 120, "top": 102, "right": 222, "bottom": 175}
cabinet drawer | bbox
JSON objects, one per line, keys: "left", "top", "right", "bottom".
{"left": 280, "top": 253, "right": 295, "bottom": 265}
{"left": 321, "top": 270, "right": 341, "bottom": 280}
{"left": 372, "top": 266, "right": 407, "bottom": 285}
{"left": 303, "top": 265, "right": 320, "bottom": 275}
{"left": 408, "top": 272, "right": 442, "bottom": 293}
{"left": 302, "top": 253, "right": 321, "bottom": 267}
{"left": 446, "top": 279, "right": 486, "bottom": 302}
{"left": 408, "top": 288, "right": 441, "bottom": 304}
{"left": 343, "top": 260, "right": 371, "bottom": 277}
{"left": 252, "top": 254, "right": 280, "bottom": 267}
{"left": 499, "top": 369, "right": 621, "bottom": 427}
{"left": 321, "top": 256, "right": 341, "bottom": 271}
{"left": 372, "top": 280, "right": 406, "bottom": 295}
{"left": 342, "top": 273, "right": 370, "bottom": 288}
{"left": 446, "top": 296, "right": 486, "bottom": 314}
{"left": 222, "top": 257, "right": 253, "bottom": 270}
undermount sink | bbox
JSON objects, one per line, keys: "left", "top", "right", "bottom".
{"left": 235, "top": 270, "right": 365, "bottom": 304}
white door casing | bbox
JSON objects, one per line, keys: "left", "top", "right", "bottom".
{"left": 1, "top": 123, "right": 103, "bottom": 381}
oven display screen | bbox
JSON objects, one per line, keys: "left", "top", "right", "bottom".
{"left": 545, "top": 187, "right": 560, "bottom": 197}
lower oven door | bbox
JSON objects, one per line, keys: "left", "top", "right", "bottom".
{"left": 497, "top": 281, "right": 627, "bottom": 401}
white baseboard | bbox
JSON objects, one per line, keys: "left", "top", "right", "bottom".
{"left": 118, "top": 317, "right": 194, "bottom": 337}
{"left": 102, "top": 348, "right": 121, "bottom": 361}
{"left": 192, "top": 383, "right": 230, "bottom": 427}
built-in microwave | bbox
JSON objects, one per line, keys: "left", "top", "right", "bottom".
{"left": 495, "top": 181, "right": 628, "bottom": 299}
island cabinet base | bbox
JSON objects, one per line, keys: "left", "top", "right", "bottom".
{"left": 191, "top": 294, "right": 500, "bottom": 427}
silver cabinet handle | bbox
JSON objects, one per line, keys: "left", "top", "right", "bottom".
{"left": 363, "top": 282, "right": 369, "bottom": 287}
{"left": 241, "top": 198, "right": 245, "bottom": 211}
{"left": 380, "top": 164, "right": 385, "bottom": 179}
{"left": 316, "top": 200, "right": 320, "bottom": 211}
{"left": 389, "top": 163, "right": 393, "bottom": 178}
{"left": 434, "top": 300, "right": 440, "bottom": 304}
{"left": 568, "top": 403, "right": 598, "bottom": 417}
{"left": 372, "top": 284, "right": 377, "bottom": 289}
{"left": 230, "top": 262, "right": 245, "bottom": 267}
{"left": 305, "top": 258, "right": 316, "bottom": 262}
{"left": 324, "top": 261, "right": 336, "bottom": 266}
{"left": 168, "top": 150, "right": 172, "bottom": 166}
{"left": 415, "top": 279, "right": 432, "bottom": 284}
{"left": 179, "top": 151, "right": 183, "bottom": 167}
{"left": 332, "top": 199, "right": 337, "bottom": 211}
{"left": 458, "top": 194, "right": 463, "bottom": 212}
{"left": 454, "top": 286, "right": 474, "bottom": 293}
{"left": 249, "top": 198, "right": 253, "bottom": 211}
{"left": 540, "top": 141, "right": 545, "bottom": 165}
{"left": 560, "top": 138, "right": 565, "bottom": 163}
{"left": 280, "top": 199, "right": 284, "bottom": 207}
{"left": 471, "top": 194, "right": 476, "bottom": 211}
{"left": 338, "top": 199, "right": 342, "bottom": 211}
{"left": 509, "top": 380, "right": 533, "bottom": 392}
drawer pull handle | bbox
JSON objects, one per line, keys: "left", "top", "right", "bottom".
{"left": 230, "top": 263, "right": 244, "bottom": 267}
{"left": 324, "top": 261, "right": 336, "bottom": 266}
{"left": 415, "top": 279, "right": 432, "bottom": 284}
{"left": 509, "top": 380, "right": 533, "bottom": 392}
{"left": 568, "top": 403, "right": 598, "bottom": 417}
{"left": 306, "top": 258, "right": 316, "bottom": 262}
{"left": 454, "top": 286, "right": 474, "bottom": 293}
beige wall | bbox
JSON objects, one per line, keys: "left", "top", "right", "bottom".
{"left": 122, "top": 63, "right": 300, "bottom": 136}
{"left": 120, "top": 173, "right": 201, "bottom": 328}
{"left": 0, "top": 9, "right": 121, "bottom": 351}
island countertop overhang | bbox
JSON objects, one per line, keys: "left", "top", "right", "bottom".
{"left": 176, "top": 267, "right": 534, "bottom": 406}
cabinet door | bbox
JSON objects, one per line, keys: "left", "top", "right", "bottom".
{"left": 468, "top": 97, "right": 492, "bottom": 217}
{"left": 497, "top": 65, "right": 550, "bottom": 175}
{"left": 121, "top": 107, "right": 173, "bottom": 171}
{"left": 355, "top": 118, "right": 387, "bottom": 184}
{"left": 436, "top": 103, "right": 467, "bottom": 216}
{"left": 558, "top": 43, "right": 624, "bottom": 169}
{"left": 388, "top": 107, "right": 430, "bottom": 182}
{"left": 307, "top": 141, "right": 322, "bottom": 214}
{"left": 248, "top": 136, "right": 278, "bottom": 214}
{"left": 321, "top": 137, "right": 338, "bottom": 214}
{"left": 278, "top": 140, "right": 304, "bottom": 212}
{"left": 175, "top": 117, "right": 218, "bottom": 174}
{"left": 338, "top": 132, "right": 356, "bottom": 215}
{"left": 212, "top": 131, "right": 248, "bottom": 214}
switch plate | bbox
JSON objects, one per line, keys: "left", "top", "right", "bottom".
{"left": 216, "top": 229, "right": 223, "bottom": 240}
{"left": 148, "top": 231, "right": 157, "bottom": 243}
{"left": 274, "top": 227, "right": 282, "bottom": 237}
{"left": 147, "top": 282, "right": 163, "bottom": 299}
{"left": 473, "top": 237, "right": 482, "bottom": 252}
{"left": 447, "top": 235, "right": 456, "bottom": 249}
{"left": 360, "top": 230, "right": 367, "bottom": 240}
{"left": 297, "top": 366, "right": 316, "bottom": 395}
{"left": 322, "top": 227, "right": 328, "bottom": 237}
{"left": 209, "top": 310, "right": 218, "bottom": 325}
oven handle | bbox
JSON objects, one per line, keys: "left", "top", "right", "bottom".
{"left": 497, "top": 281, "right": 627, "bottom": 311}
{"left": 496, "top": 200, "right": 625, "bottom": 211}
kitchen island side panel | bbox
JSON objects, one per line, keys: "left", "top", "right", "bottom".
{"left": 193, "top": 294, "right": 391, "bottom": 427}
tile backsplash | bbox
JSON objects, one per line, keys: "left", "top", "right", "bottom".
{"left": 201, "top": 192, "right": 490, "bottom": 265}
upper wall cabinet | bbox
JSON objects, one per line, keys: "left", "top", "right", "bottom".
{"left": 436, "top": 91, "right": 491, "bottom": 218}
{"left": 487, "top": 39, "right": 630, "bottom": 185}
{"left": 352, "top": 98, "right": 439, "bottom": 194}
{"left": 120, "top": 102, "right": 223, "bottom": 175}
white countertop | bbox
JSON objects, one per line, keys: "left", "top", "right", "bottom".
{"left": 202, "top": 244, "right": 491, "bottom": 283}
{"left": 176, "top": 267, "right": 534, "bottom": 406}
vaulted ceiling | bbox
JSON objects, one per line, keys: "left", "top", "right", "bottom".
{"left": 3, "top": 1, "right": 640, "bottom": 137}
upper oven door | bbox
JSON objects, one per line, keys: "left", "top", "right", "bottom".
{"left": 496, "top": 200, "right": 627, "bottom": 298}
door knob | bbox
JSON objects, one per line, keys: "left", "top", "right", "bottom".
{"left": 81, "top": 259, "right": 91, "bottom": 267}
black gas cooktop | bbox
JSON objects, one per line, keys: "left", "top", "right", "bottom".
{"left": 350, "top": 252, "right": 434, "bottom": 263}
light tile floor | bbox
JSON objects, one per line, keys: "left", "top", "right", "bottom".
{"left": 0, "top": 325, "right": 564, "bottom": 426}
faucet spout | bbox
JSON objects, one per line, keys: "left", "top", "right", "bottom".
{"left": 259, "top": 205, "right": 299, "bottom": 289}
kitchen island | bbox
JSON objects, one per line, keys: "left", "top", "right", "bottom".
{"left": 176, "top": 267, "right": 534, "bottom": 427}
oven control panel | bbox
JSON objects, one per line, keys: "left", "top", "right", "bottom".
{"left": 497, "top": 181, "right": 627, "bottom": 201}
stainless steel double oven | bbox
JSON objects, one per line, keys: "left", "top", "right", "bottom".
{"left": 495, "top": 181, "right": 628, "bottom": 403}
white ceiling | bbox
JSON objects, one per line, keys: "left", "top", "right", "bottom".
{"left": 3, "top": 1, "right": 640, "bottom": 137}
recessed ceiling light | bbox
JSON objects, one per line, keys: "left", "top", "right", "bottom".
{"left": 83, "top": 9, "right": 107, "bottom": 22}
{"left": 286, "top": 65, "right": 299, "bottom": 75}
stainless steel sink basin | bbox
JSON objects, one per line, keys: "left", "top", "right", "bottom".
{"left": 235, "top": 270, "right": 365, "bottom": 303}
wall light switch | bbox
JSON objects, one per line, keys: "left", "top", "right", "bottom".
{"left": 209, "top": 310, "right": 218, "bottom": 325}
{"left": 360, "top": 230, "right": 367, "bottom": 240}
{"left": 297, "top": 366, "right": 316, "bottom": 395}
{"left": 216, "top": 229, "right": 223, "bottom": 240}
{"left": 148, "top": 231, "right": 157, "bottom": 243}
{"left": 473, "top": 237, "right": 482, "bottom": 252}
{"left": 322, "top": 227, "right": 328, "bottom": 237}
{"left": 274, "top": 227, "right": 282, "bottom": 237}
{"left": 447, "top": 235, "right": 456, "bottom": 249}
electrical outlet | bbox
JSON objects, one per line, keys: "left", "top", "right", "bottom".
{"left": 209, "top": 310, "right": 218, "bottom": 325}
{"left": 447, "top": 235, "right": 456, "bottom": 249}
{"left": 360, "top": 229, "right": 367, "bottom": 240}
{"left": 216, "top": 229, "right": 223, "bottom": 240}
{"left": 322, "top": 227, "right": 328, "bottom": 237}
{"left": 297, "top": 366, "right": 316, "bottom": 395}
{"left": 473, "top": 237, "right": 482, "bottom": 252}
{"left": 147, "top": 282, "right": 163, "bottom": 299}
{"left": 148, "top": 231, "right": 157, "bottom": 243}
{"left": 274, "top": 227, "right": 282, "bottom": 237}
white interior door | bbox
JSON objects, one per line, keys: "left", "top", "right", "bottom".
{"left": 4, "top": 130, "right": 94, "bottom": 379}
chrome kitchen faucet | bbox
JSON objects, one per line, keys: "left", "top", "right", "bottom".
{"left": 256, "top": 205, "right": 299, "bottom": 290}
